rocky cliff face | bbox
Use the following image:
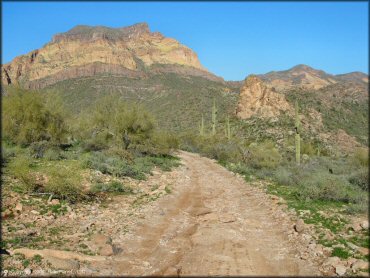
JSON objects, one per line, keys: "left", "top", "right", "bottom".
{"left": 258, "top": 64, "right": 369, "bottom": 92}
{"left": 236, "top": 75, "right": 291, "bottom": 119}
{"left": 2, "top": 23, "right": 220, "bottom": 89}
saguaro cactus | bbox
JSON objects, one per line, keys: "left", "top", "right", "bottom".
{"left": 295, "top": 100, "right": 301, "bottom": 165}
{"left": 199, "top": 114, "right": 204, "bottom": 136}
{"left": 226, "top": 116, "right": 231, "bottom": 140}
{"left": 212, "top": 98, "right": 217, "bottom": 136}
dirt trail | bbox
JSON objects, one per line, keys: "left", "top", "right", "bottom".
{"left": 89, "top": 151, "right": 320, "bottom": 276}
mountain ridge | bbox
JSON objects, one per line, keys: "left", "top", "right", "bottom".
{"left": 2, "top": 23, "right": 225, "bottom": 89}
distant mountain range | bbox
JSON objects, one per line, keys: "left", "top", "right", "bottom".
{"left": 2, "top": 23, "right": 368, "bottom": 150}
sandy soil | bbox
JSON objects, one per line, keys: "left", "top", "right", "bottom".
{"left": 87, "top": 151, "right": 320, "bottom": 276}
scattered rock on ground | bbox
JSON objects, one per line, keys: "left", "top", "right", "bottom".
{"left": 294, "top": 219, "right": 305, "bottom": 233}
{"left": 46, "top": 256, "right": 80, "bottom": 271}
{"left": 15, "top": 203, "right": 23, "bottom": 212}
{"left": 99, "top": 244, "right": 114, "bottom": 256}
{"left": 335, "top": 265, "right": 347, "bottom": 276}
{"left": 352, "top": 260, "right": 369, "bottom": 272}
{"left": 91, "top": 234, "right": 112, "bottom": 245}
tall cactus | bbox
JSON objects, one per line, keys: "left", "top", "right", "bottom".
{"left": 295, "top": 100, "right": 301, "bottom": 165}
{"left": 199, "top": 114, "right": 204, "bottom": 136}
{"left": 226, "top": 115, "right": 231, "bottom": 140}
{"left": 212, "top": 98, "right": 217, "bottom": 136}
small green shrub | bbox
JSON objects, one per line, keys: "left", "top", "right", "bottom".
{"left": 2, "top": 144, "right": 17, "bottom": 165}
{"left": 82, "top": 152, "right": 146, "bottom": 180}
{"left": 91, "top": 181, "right": 134, "bottom": 194}
{"left": 2, "top": 89, "right": 67, "bottom": 145}
{"left": 352, "top": 147, "right": 368, "bottom": 167}
{"left": 298, "top": 172, "right": 360, "bottom": 203}
{"left": 28, "top": 141, "right": 50, "bottom": 159}
{"left": 274, "top": 167, "right": 294, "bottom": 186}
{"left": 6, "top": 156, "right": 38, "bottom": 192}
{"left": 226, "top": 162, "right": 252, "bottom": 176}
{"left": 247, "top": 141, "right": 281, "bottom": 169}
{"left": 43, "top": 148, "right": 64, "bottom": 161}
{"left": 348, "top": 168, "right": 368, "bottom": 191}
{"left": 44, "top": 166, "right": 83, "bottom": 202}
{"left": 301, "top": 142, "right": 316, "bottom": 156}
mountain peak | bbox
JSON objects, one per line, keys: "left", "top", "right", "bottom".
{"left": 52, "top": 23, "right": 152, "bottom": 43}
{"left": 291, "top": 64, "right": 314, "bottom": 71}
{"left": 2, "top": 22, "right": 212, "bottom": 88}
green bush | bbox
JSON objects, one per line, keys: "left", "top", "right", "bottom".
{"left": 274, "top": 167, "right": 295, "bottom": 186}
{"left": 348, "top": 168, "right": 368, "bottom": 191}
{"left": 6, "top": 156, "right": 39, "bottom": 192}
{"left": 298, "top": 172, "right": 361, "bottom": 203}
{"left": 246, "top": 141, "right": 281, "bottom": 169}
{"left": 137, "top": 131, "right": 179, "bottom": 156}
{"left": 91, "top": 181, "right": 134, "bottom": 194}
{"left": 44, "top": 166, "right": 83, "bottom": 202}
{"left": 2, "top": 89, "right": 67, "bottom": 145}
{"left": 2, "top": 144, "right": 17, "bottom": 165}
{"left": 82, "top": 152, "right": 146, "bottom": 180}
{"left": 352, "top": 147, "right": 368, "bottom": 167}
{"left": 43, "top": 148, "right": 65, "bottom": 161}
{"left": 28, "top": 141, "right": 50, "bottom": 158}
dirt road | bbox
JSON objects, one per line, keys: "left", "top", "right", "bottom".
{"left": 86, "top": 151, "right": 320, "bottom": 276}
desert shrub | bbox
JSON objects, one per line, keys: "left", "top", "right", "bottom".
{"left": 82, "top": 152, "right": 146, "bottom": 180}
{"left": 2, "top": 144, "right": 17, "bottom": 165}
{"left": 2, "top": 89, "right": 67, "bottom": 145}
{"left": 301, "top": 142, "right": 316, "bottom": 156}
{"left": 91, "top": 181, "right": 134, "bottom": 194}
{"left": 178, "top": 133, "right": 202, "bottom": 153}
{"left": 43, "top": 147, "right": 65, "bottom": 161}
{"left": 225, "top": 162, "right": 252, "bottom": 177}
{"left": 274, "top": 167, "right": 295, "bottom": 186}
{"left": 136, "top": 155, "right": 181, "bottom": 172}
{"left": 298, "top": 172, "right": 361, "bottom": 203}
{"left": 348, "top": 168, "right": 368, "bottom": 191}
{"left": 81, "top": 135, "right": 110, "bottom": 152}
{"left": 139, "top": 131, "right": 179, "bottom": 156}
{"left": 44, "top": 166, "right": 83, "bottom": 202}
{"left": 6, "top": 156, "right": 39, "bottom": 192}
{"left": 87, "top": 96, "right": 155, "bottom": 149}
{"left": 352, "top": 147, "right": 368, "bottom": 167}
{"left": 28, "top": 141, "right": 51, "bottom": 158}
{"left": 104, "top": 147, "right": 133, "bottom": 161}
{"left": 246, "top": 141, "right": 281, "bottom": 169}
{"left": 201, "top": 138, "right": 243, "bottom": 163}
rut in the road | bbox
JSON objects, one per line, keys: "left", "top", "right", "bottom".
{"left": 86, "top": 151, "right": 320, "bottom": 276}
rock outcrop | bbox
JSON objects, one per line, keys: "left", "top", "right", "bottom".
{"left": 258, "top": 64, "right": 368, "bottom": 92}
{"left": 1, "top": 23, "right": 221, "bottom": 89}
{"left": 236, "top": 75, "right": 291, "bottom": 119}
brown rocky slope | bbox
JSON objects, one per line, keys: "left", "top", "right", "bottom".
{"left": 1, "top": 23, "right": 223, "bottom": 89}
{"left": 236, "top": 75, "right": 292, "bottom": 119}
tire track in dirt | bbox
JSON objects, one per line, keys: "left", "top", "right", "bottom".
{"left": 94, "top": 151, "right": 320, "bottom": 276}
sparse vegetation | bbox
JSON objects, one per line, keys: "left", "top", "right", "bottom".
{"left": 2, "top": 87, "right": 180, "bottom": 203}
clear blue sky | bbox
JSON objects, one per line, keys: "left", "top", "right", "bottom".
{"left": 2, "top": 1, "right": 368, "bottom": 80}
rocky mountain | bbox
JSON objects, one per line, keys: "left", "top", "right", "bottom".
{"left": 2, "top": 23, "right": 223, "bottom": 89}
{"left": 258, "top": 64, "right": 368, "bottom": 91}
{"left": 236, "top": 75, "right": 291, "bottom": 119}
{"left": 1, "top": 23, "right": 368, "bottom": 147}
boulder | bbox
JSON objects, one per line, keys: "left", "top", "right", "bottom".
{"left": 15, "top": 203, "right": 23, "bottom": 212}
{"left": 50, "top": 199, "right": 60, "bottom": 205}
{"left": 91, "top": 234, "right": 112, "bottom": 246}
{"left": 335, "top": 265, "right": 347, "bottom": 276}
{"left": 99, "top": 244, "right": 114, "bottom": 256}
{"left": 360, "top": 220, "right": 369, "bottom": 230}
{"left": 46, "top": 256, "right": 80, "bottom": 271}
{"left": 294, "top": 219, "right": 305, "bottom": 233}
